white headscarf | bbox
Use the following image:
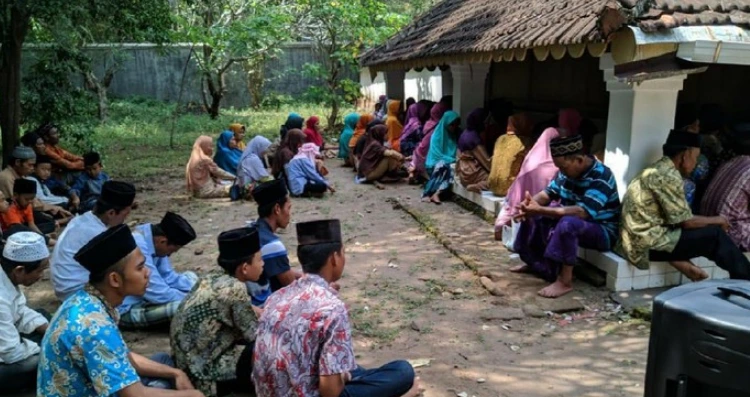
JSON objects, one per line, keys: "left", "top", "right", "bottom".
{"left": 237, "top": 136, "right": 272, "bottom": 186}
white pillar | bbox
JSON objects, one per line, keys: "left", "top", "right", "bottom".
{"left": 450, "top": 63, "right": 490, "bottom": 118}
{"left": 600, "top": 54, "right": 687, "bottom": 198}
{"left": 384, "top": 70, "right": 405, "bottom": 100}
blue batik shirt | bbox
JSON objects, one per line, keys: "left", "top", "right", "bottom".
{"left": 37, "top": 286, "right": 140, "bottom": 397}
{"left": 545, "top": 158, "right": 621, "bottom": 247}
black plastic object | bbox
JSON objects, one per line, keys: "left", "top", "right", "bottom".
{"left": 645, "top": 280, "right": 750, "bottom": 397}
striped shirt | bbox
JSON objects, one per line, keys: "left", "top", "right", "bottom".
{"left": 246, "top": 218, "right": 291, "bottom": 306}
{"left": 545, "top": 158, "right": 621, "bottom": 246}
{"left": 700, "top": 155, "right": 750, "bottom": 251}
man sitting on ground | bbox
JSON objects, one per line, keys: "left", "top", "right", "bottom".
{"left": 0, "top": 232, "right": 51, "bottom": 394}
{"left": 71, "top": 152, "right": 110, "bottom": 213}
{"left": 617, "top": 129, "right": 750, "bottom": 280}
{"left": 512, "top": 135, "right": 620, "bottom": 298}
{"left": 171, "top": 226, "right": 263, "bottom": 397}
{"left": 246, "top": 180, "right": 300, "bottom": 306}
{"left": 37, "top": 225, "right": 203, "bottom": 397}
{"left": 51, "top": 181, "right": 136, "bottom": 300}
{"left": 253, "top": 219, "right": 421, "bottom": 397}
{"left": 119, "top": 212, "right": 199, "bottom": 330}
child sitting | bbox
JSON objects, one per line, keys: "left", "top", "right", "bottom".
{"left": 70, "top": 152, "right": 110, "bottom": 213}
{"left": 0, "top": 179, "right": 56, "bottom": 246}
{"left": 27, "top": 155, "right": 80, "bottom": 212}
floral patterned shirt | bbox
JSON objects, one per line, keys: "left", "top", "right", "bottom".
{"left": 170, "top": 273, "right": 258, "bottom": 397}
{"left": 252, "top": 274, "right": 356, "bottom": 397}
{"left": 37, "top": 285, "right": 139, "bottom": 397}
{"left": 615, "top": 156, "right": 694, "bottom": 269}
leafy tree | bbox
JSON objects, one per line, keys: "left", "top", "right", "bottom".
{"left": 175, "top": 0, "right": 293, "bottom": 118}
{"left": 294, "top": 0, "right": 407, "bottom": 129}
{"left": 0, "top": 0, "right": 172, "bottom": 165}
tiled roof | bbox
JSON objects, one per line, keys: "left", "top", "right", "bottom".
{"left": 361, "top": 0, "right": 750, "bottom": 68}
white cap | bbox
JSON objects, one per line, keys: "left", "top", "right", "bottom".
{"left": 3, "top": 232, "right": 49, "bottom": 262}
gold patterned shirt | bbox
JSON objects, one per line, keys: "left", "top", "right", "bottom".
{"left": 615, "top": 156, "right": 693, "bottom": 269}
{"left": 170, "top": 273, "right": 258, "bottom": 397}
{"left": 37, "top": 284, "right": 139, "bottom": 396}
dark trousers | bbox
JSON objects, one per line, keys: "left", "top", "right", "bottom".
{"left": 650, "top": 226, "right": 750, "bottom": 280}
{"left": 216, "top": 344, "right": 254, "bottom": 397}
{"left": 33, "top": 211, "right": 57, "bottom": 235}
{"left": 302, "top": 181, "right": 328, "bottom": 196}
{"left": 340, "top": 360, "right": 415, "bottom": 397}
{"left": 0, "top": 309, "right": 50, "bottom": 394}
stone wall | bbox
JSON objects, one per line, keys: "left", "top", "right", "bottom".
{"left": 27, "top": 43, "right": 357, "bottom": 108}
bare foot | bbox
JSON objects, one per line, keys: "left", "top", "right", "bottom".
{"left": 430, "top": 193, "right": 442, "bottom": 205}
{"left": 670, "top": 261, "right": 709, "bottom": 282}
{"left": 373, "top": 181, "right": 386, "bottom": 190}
{"left": 421, "top": 196, "right": 431, "bottom": 203}
{"left": 538, "top": 280, "right": 573, "bottom": 298}
{"left": 401, "top": 377, "right": 424, "bottom": 397}
{"left": 509, "top": 264, "right": 529, "bottom": 273}
{"left": 466, "top": 184, "right": 481, "bottom": 193}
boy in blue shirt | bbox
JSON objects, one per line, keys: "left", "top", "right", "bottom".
{"left": 71, "top": 152, "right": 110, "bottom": 213}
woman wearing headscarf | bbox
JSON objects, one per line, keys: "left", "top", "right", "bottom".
{"left": 494, "top": 127, "right": 560, "bottom": 233}
{"left": 409, "top": 101, "right": 449, "bottom": 182}
{"left": 456, "top": 108, "right": 491, "bottom": 192}
{"left": 304, "top": 116, "right": 325, "bottom": 148}
{"left": 272, "top": 128, "right": 306, "bottom": 179}
{"left": 482, "top": 99, "right": 514, "bottom": 155}
{"left": 237, "top": 136, "right": 273, "bottom": 194}
{"left": 422, "top": 111, "right": 461, "bottom": 204}
{"left": 285, "top": 143, "right": 334, "bottom": 197}
{"left": 228, "top": 123, "right": 247, "bottom": 151}
{"left": 186, "top": 136, "right": 236, "bottom": 199}
{"left": 348, "top": 114, "right": 375, "bottom": 170}
{"left": 214, "top": 131, "right": 243, "bottom": 174}
{"left": 279, "top": 113, "right": 304, "bottom": 141}
{"left": 400, "top": 101, "right": 431, "bottom": 157}
{"left": 487, "top": 113, "right": 535, "bottom": 197}
{"left": 385, "top": 100, "right": 403, "bottom": 152}
{"left": 357, "top": 124, "right": 405, "bottom": 185}
{"left": 375, "top": 95, "right": 388, "bottom": 120}
{"left": 339, "top": 113, "right": 360, "bottom": 166}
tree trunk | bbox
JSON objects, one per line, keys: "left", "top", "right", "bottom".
{"left": 0, "top": 8, "right": 30, "bottom": 167}
{"left": 95, "top": 87, "right": 109, "bottom": 122}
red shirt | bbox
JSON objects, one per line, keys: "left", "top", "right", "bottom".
{"left": 0, "top": 202, "right": 33, "bottom": 231}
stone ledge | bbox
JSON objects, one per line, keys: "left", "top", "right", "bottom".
{"left": 451, "top": 179, "right": 505, "bottom": 216}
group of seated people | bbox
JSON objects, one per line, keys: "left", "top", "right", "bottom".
{"left": 0, "top": 124, "right": 112, "bottom": 247}
{"left": 186, "top": 117, "right": 334, "bottom": 201}
{"left": 2, "top": 178, "right": 422, "bottom": 397}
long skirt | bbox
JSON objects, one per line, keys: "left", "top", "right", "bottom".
{"left": 513, "top": 215, "right": 610, "bottom": 282}
{"left": 422, "top": 161, "right": 453, "bottom": 198}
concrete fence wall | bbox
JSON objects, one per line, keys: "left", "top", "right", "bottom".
{"left": 25, "top": 43, "right": 358, "bottom": 108}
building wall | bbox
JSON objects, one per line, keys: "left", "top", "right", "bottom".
{"left": 359, "top": 67, "right": 386, "bottom": 107}
{"left": 404, "top": 69, "right": 443, "bottom": 102}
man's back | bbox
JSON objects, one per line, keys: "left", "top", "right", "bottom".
{"left": 51, "top": 212, "right": 107, "bottom": 299}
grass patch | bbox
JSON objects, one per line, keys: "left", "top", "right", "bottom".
{"left": 59, "top": 98, "right": 352, "bottom": 181}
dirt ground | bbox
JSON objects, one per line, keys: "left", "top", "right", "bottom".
{"left": 23, "top": 159, "right": 650, "bottom": 397}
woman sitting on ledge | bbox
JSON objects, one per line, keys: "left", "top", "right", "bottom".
{"left": 456, "top": 108, "right": 491, "bottom": 193}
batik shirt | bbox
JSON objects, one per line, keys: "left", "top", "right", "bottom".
{"left": 170, "top": 273, "right": 258, "bottom": 397}
{"left": 37, "top": 285, "right": 139, "bottom": 397}
{"left": 253, "top": 274, "right": 357, "bottom": 397}
{"left": 615, "top": 156, "right": 694, "bottom": 269}
{"left": 544, "top": 158, "right": 621, "bottom": 248}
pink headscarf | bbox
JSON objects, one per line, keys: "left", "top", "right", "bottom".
{"left": 495, "top": 127, "right": 561, "bottom": 229}
{"left": 293, "top": 142, "right": 320, "bottom": 163}
{"left": 186, "top": 135, "right": 215, "bottom": 192}
{"left": 411, "top": 102, "right": 449, "bottom": 173}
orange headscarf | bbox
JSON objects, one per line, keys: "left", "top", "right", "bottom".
{"left": 385, "top": 100, "right": 403, "bottom": 152}
{"left": 228, "top": 123, "right": 245, "bottom": 135}
{"left": 186, "top": 135, "right": 215, "bottom": 192}
{"left": 228, "top": 123, "right": 246, "bottom": 150}
{"left": 350, "top": 114, "right": 375, "bottom": 148}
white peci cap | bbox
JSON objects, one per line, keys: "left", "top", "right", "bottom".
{"left": 3, "top": 232, "right": 49, "bottom": 262}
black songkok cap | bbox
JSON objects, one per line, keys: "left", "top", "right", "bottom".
{"left": 665, "top": 129, "right": 702, "bottom": 148}
{"left": 218, "top": 226, "right": 261, "bottom": 264}
{"left": 83, "top": 152, "right": 101, "bottom": 167}
{"left": 13, "top": 178, "right": 36, "bottom": 195}
{"left": 296, "top": 219, "right": 342, "bottom": 246}
{"left": 252, "top": 179, "right": 288, "bottom": 208}
{"left": 74, "top": 224, "right": 137, "bottom": 276}
{"left": 160, "top": 212, "right": 196, "bottom": 246}
{"left": 100, "top": 181, "right": 136, "bottom": 207}
{"left": 549, "top": 135, "right": 584, "bottom": 157}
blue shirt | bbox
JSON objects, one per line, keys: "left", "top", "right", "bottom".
{"left": 42, "top": 177, "right": 71, "bottom": 197}
{"left": 284, "top": 158, "right": 328, "bottom": 196}
{"left": 70, "top": 171, "right": 110, "bottom": 201}
{"left": 51, "top": 211, "right": 108, "bottom": 300}
{"left": 118, "top": 224, "right": 197, "bottom": 314}
{"left": 545, "top": 159, "right": 621, "bottom": 246}
{"left": 246, "top": 218, "right": 291, "bottom": 306}
{"left": 37, "top": 287, "right": 140, "bottom": 397}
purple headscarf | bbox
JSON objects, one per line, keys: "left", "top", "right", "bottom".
{"left": 423, "top": 102, "right": 448, "bottom": 136}
{"left": 457, "top": 108, "right": 488, "bottom": 151}
{"left": 400, "top": 102, "right": 426, "bottom": 141}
